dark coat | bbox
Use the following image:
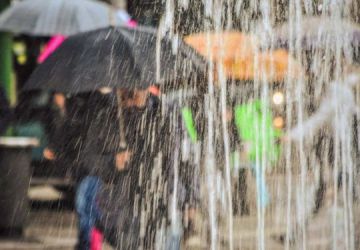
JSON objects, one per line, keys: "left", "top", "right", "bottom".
{"left": 49, "top": 93, "right": 94, "bottom": 180}
{"left": 46, "top": 97, "right": 67, "bottom": 157}
{"left": 97, "top": 96, "right": 161, "bottom": 249}
{"left": 137, "top": 95, "right": 205, "bottom": 249}
{"left": 79, "top": 92, "right": 121, "bottom": 181}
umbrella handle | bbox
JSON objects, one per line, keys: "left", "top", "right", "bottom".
{"left": 116, "top": 89, "right": 127, "bottom": 148}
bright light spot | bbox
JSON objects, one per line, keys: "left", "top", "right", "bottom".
{"left": 98, "top": 87, "right": 112, "bottom": 94}
{"left": 273, "top": 116, "right": 284, "bottom": 129}
{"left": 272, "top": 92, "right": 284, "bottom": 105}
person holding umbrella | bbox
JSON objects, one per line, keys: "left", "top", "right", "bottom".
{"left": 74, "top": 87, "right": 125, "bottom": 250}
{"left": 21, "top": 24, "right": 205, "bottom": 250}
{"left": 73, "top": 85, "right": 161, "bottom": 250}
{"left": 184, "top": 32, "right": 303, "bottom": 214}
{"left": 92, "top": 85, "right": 199, "bottom": 250}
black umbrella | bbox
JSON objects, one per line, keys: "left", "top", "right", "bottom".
{"left": 263, "top": 16, "right": 360, "bottom": 49}
{"left": 23, "top": 25, "right": 206, "bottom": 93}
{"left": 0, "top": 0, "right": 124, "bottom": 36}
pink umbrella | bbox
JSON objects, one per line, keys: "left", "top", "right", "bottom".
{"left": 37, "top": 35, "right": 66, "bottom": 63}
{"left": 37, "top": 10, "right": 137, "bottom": 63}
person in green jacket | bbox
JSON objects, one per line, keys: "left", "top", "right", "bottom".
{"left": 180, "top": 92, "right": 251, "bottom": 216}
{"left": 234, "top": 99, "right": 282, "bottom": 208}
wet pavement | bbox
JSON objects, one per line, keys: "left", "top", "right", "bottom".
{"left": 0, "top": 207, "right": 113, "bottom": 250}
{"left": 0, "top": 178, "right": 358, "bottom": 250}
{"left": 0, "top": 185, "right": 112, "bottom": 250}
{"left": 0, "top": 207, "right": 352, "bottom": 250}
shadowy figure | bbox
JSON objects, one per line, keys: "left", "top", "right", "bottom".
{"left": 95, "top": 87, "right": 161, "bottom": 249}
{"left": 73, "top": 87, "right": 161, "bottom": 250}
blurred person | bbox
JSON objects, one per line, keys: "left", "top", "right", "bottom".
{"left": 234, "top": 100, "right": 280, "bottom": 208}
{"left": 30, "top": 90, "right": 105, "bottom": 250}
{"left": 74, "top": 87, "right": 119, "bottom": 250}
{"left": 42, "top": 92, "right": 94, "bottom": 180}
{"left": 14, "top": 91, "right": 87, "bottom": 179}
{"left": 151, "top": 89, "right": 206, "bottom": 250}
{"left": 75, "top": 86, "right": 161, "bottom": 250}
{"left": 225, "top": 102, "right": 250, "bottom": 216}
{"left": 156, "top": 88, "right": 249, "bottom": 249}
{"left": 42, "top": 92, "right": 66, "bottom": 161}
{"left": 96, "top": 86, "right": 161, "bottom": 249}
{"left": 35, "top": 92, "right": 77, "bottom": 186}
{"left": 229, "top": 81, "right": 282, "bottom": 211}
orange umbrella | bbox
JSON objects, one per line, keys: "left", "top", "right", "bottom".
{"left": 184, "top": 31, "right": 258, "bottom": 63}
{"left": 225, "top": 49, "right": 303, "bottom": 82}
{"left": 185, "top": 32, "right": 303, "bottom": 82}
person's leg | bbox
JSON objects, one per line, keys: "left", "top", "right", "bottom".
{"left": 238, "top": 168, "right": 249, "bottom": 215}
{"left": 313, "top": 164, "right": 326, "bottom": 214}
{"left": 165, "top": 209, "right": 183, "bottom": 250}
{"left": 252, "top": 163, "right": 269, "bottom": 208}
{"left": 75, "top": 176, "right": 102, "bottom": 250}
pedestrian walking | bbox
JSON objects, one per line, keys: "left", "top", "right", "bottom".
{"left": 234, "top": 99, "right": 281, "bottom": 209}
{"left": 74, "top": 86, "right": 161, "bottom": 250}
{"left": 42, "top": 92, "right": 66, "bottom": 161}
{"left": 74, "top": 88, "right": 122, "bottom": 250}
{"left": 152, "top": 91, "right": 204, "bottom": 250}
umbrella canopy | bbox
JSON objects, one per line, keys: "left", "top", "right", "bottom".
{"left": 226, "top": 49, "right": 303, "bottom": 82}
{"left": 23, "top": 26, "right": 206, "bottom": 93}
{"left": 271, "top": 16, "right": 360, "bottom": 49}
{"left": 185, "top": 32, "right": 303, "bottom": 82}
{"left": 36, "top": 10, "right": 137, "bottom": 63}
{"left": 0, "top": 0, "right": 124, "bottom": 36}
{"left": 184, "top": 32, "right": 258, "bottom": 62}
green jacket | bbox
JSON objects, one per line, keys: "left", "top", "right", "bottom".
{"left": 234, "top": 100, "right": 281, "bottom": 163}
{"left": 181, "top": 100, "right": 281, "bottom": 165}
